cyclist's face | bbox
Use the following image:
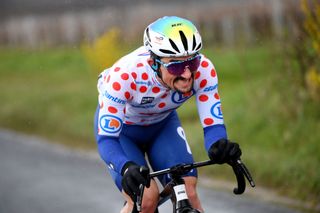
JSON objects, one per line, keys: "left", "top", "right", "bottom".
{"left": 159, "top": 55, "right": 198, "bottom": 93}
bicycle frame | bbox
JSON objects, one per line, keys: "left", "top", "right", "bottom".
{"left": 157, "top": 172, "right": 201, "bottom": 213}
{"left": 131, "top": 159, "right": 255, "bottom": 213}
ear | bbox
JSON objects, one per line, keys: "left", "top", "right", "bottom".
{"left": 147, "top": 58, "right": 154, "bottom": 67}
{"left": 148, "top": 58, "right": 159, "bottom": 71}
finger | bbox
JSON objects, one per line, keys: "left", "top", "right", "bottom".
{"left": 140, "top": 167, "right": 150, "bottom": 187}
{"left": 228, "top": 143, "right": 238, "bottom": 156}
{"left": 130, "top": 170, "right": 146, "bottom": 187}
{"left": 127, "top": 177, "right": 139, "bottom": 195}
{"left": 123, "top": 182, "right": 135, "bottom": 201}
{"left": 229, "top": 144, "right": 241, "bottom": 158}
{"left": 218, "top": 139, "right": 227, "bottom": 150}
{"left": 133, "top": 169, "right": 147, "bottom": 185}
{"left": 218, "top": 141, "right": 230, "bottom": 160}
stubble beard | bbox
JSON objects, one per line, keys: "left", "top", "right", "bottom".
{"left": 173, "top": 75, "right": 194, "bottom": 93}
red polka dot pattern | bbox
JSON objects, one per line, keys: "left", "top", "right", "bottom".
{"left": 211, "top": 68, "right": 216, "bottom": 77}
{"left": 152, "top": 87, "right": 160, "bottom": 93}
{"left": 195, "top": 71, "right": 201, "bottom": 80}
{"left": 130, "top": 82, "right": 136, "bottom": 90}
{"left": 204, "top": 118, "right": 214, "bottom": 125}
{"left": 140, "top": 86, "right": 147, "bottom": 93}
{"left": 161, "top": 93, "right": 168, "bottom": 99}
{"left": 97, "top": 54, "right": 225, "bottom": 130}
{"left": 200, "top": 79, "right": 207, "bottom": 88}
{"left": 214, "top": 93, "right": 220, "bottom": 100}
{"left": 113, "top": 82, "right": 121, "bottom": 91}
{"left": 131, "top": 72, "right": 137, "bottom": 79}
{"left": 108, "top": 106, "right": 118, "bottom": 114}
{"left": 121, "top": 73, "right": 129, "bottom": 80}
{"left": 142, "top": 73, "right": 149, "bottom": 80}
{"left": 158, "top": 102, "right": 166, "bottom": 108}
{"left": 201, "top": 61, "right": 209, "bottom": 68}
{"left": 125, "top": 92, "right": 131, "bottom": 99}
{"left": 199, "top": 94, "right": 208, "bottom": 102}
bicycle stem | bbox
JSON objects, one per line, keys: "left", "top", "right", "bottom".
{"left": 133, "top": 158, "right": 255, "bottom": 212}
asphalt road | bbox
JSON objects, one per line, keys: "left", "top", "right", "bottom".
{"left": 0, "top": 129, "right": 302, "bottom": 213}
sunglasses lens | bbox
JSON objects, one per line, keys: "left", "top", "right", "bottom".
{"left": 167, "top": 63, "right": 186, "bottom": 75}
{"left": 167, "top": 55, "right": 201, "bottom": 76}
{"left": 188, "top": 56, "right": 201, "bottom": 71}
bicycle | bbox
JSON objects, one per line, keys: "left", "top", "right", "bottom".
{"left": 131, "top": 159, "right": 255, "bottom": 213}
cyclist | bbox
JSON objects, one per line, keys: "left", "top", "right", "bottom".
{"left": 94, "top": 16, "right": 242, "bottom": 213}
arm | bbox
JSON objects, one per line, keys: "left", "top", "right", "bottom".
{"left": 194, "top": 57, "right": 241, "bottom": 163}
{"left": 194, "top": 57, "right": 228, "bottom": 151}
{"left": 95, "top": 67, "right": 135, "bottom": 173}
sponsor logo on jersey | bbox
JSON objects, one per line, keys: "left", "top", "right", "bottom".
{"left": 141, "top": 97, "right": 155, "bottom": 105}
{"left": 171, "top": 90, "right": 195, "bottom": 104}
{"left": 136, "top": 81, "right": 152, "bottom": 86}
{"left": 131, "top": 104, "right": 156, "bottom": 109}
{"left": 210, "top": 102, "right": 223, "bottom": 119}
{"left": 203, "top": 84, "right": 218, "bottom": 92}
{"left": 104, "top": 91, "right": 126, "bottom": 104}
{"left": 99, "top": 115, "right": 122, "bottom": 133}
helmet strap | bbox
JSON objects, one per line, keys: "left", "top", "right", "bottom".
{"left": 151, "top": 62, "right": 159, "bottom": 72}
{"left": 152, "top": 62, "right": 162, "bottom": 79}
{"left": 150, "top": 52, "right": 163, "bottom": 79}
{"left": 149, "top": 51, "right": 171, "bottom": 89}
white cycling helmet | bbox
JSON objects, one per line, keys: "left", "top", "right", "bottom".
{"left": 144, "top": 16, "right": 202, "bottom": 57}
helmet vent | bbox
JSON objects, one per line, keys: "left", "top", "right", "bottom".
{"left": 192, "top": 34, "right": 196, "bottom": 50}
{"left": 195, "top": 42, "right": 202, "bottom": 51}
{"left": 169, "top": 38, "right": 180, "bottom": 53}
{"left": 179, "top": 30, "right": 188, "bottom": 51}
{"left": 146, "top": 28, "right": 151, "bottom": 41}
{"left": 159, "top": 49, "right": 176, "bottom": 55}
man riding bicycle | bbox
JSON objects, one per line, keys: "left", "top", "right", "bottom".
{"left": 94, "top": 16, "right": 242, "bottom": 213}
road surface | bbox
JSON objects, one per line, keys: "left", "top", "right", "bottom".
{"left": 0, "top": 129, "right": 302, "bottom": 213}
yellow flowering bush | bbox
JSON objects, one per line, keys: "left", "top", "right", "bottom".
{"left": 81, "top": 28, "right": 125, "bottom": 76}
{"left": 301, "top": 0, "right": 320, "bottom": 101}
{"left": 306, "top": 67, "right": 320, "bottom": 101}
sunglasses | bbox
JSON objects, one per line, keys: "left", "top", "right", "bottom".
{"left": 156, "top": 54, "right": 201, "bottom": 76}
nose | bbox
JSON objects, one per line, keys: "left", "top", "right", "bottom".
{"left": 180, "top": 67, "right": 192, "bottom": 79}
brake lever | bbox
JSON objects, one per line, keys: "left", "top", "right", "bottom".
{"left": 136, "top": 184, "right": 145, "bottom": 212}
{"left": 236, "top": 159, "right": 255, "bottom": 187}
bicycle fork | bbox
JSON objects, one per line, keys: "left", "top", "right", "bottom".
{"left": 171, "top": 176, "right": 199, "bottom": 213}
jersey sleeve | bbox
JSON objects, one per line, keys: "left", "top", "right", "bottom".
{"left": 194, "top": 58, "right": 228, "bottom": 151}
{"left": 97, "top": 66, "right": 135, "bottom": 137}
{"left": 96, "top": 65, "right": 136, "bottom": 173}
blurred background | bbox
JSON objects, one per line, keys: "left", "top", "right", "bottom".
{"left": 0, "top": 0, "right": 319, "bottom": 212}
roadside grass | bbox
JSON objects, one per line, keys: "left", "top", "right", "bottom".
{"left": 0, "top": 44, "right": 319, "bottom": 208}
{"left": 0, "top": 47, "right": 97, "bottom": 149}
{"left": 178, "top": 44, "right": 320, "bottom": 207}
